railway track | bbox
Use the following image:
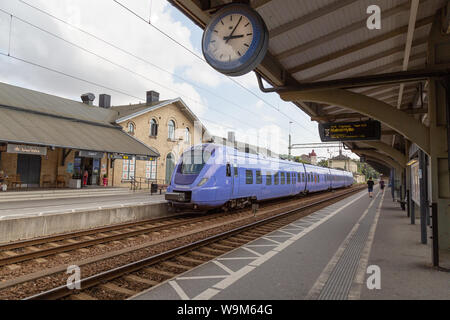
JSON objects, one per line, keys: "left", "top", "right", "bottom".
{"left": 23, "top": 186, "right": 364, "bottom": 300}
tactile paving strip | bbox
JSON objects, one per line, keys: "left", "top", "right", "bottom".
{"left": 317, "top": 197, "right": 379, "bottom": 300}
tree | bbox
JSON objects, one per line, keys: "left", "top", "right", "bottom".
{"left": 318, "top": 159, "right": 329, "bottom": 167}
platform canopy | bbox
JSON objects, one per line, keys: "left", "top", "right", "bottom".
{"left": 0, "top": 81, "right": 159, "bottom": 157}
{"left": 169, "top": 0, "right": 450, "bottom": 170}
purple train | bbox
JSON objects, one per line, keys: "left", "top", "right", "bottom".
{"left": 165, "top": 144, "right": 353, "bottom": 210}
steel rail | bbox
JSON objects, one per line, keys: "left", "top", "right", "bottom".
{"left": 0, "top": 213, "right": 229, "bottom": 267}
{"left": 25, "top": 186, "right": 364, "bottom": 300}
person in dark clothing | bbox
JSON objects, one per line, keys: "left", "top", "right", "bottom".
{"left": 379, "top": 179, "right": 385, "bottom": 190}
{"left": 367, "top": 177, "right": 375, "bottom": 198}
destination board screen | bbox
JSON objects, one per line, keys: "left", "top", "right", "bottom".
{"left": 319, "top": 120, "right": 381, "bottom": 142}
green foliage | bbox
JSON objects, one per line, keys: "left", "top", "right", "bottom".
{"left": 318, "top": 159, "right": 329, "bottom": 167}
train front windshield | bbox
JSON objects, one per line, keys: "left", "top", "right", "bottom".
{"left": 180, "top": 148, "right": 213, "bottom": 175}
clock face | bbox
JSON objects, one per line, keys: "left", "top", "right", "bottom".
{"left": 202, "top": 4, "right": 268, "bottom": 76}
{"left": 206, "top": 14, "right": 254, "bottom": 63}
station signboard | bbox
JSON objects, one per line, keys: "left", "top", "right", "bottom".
{"left": 7, "top": 143, "right": 47, "bottom": 155}
{"left": 319, "top": 120, "right": 381, "bottom": 142}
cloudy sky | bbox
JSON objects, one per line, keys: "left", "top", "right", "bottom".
{"left": 0, "top": 0, "right": 358, "bottom": 160}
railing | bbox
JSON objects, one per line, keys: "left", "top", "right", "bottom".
{"left": 129, "top": 177, "right": 168, "bottom": 194}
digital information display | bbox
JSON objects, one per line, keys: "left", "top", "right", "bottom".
{"left": 319, "top": 120, "right": 381, "bottom": 142}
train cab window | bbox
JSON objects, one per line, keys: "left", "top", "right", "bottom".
{"left": 281, "top": 172, "right": 285, "bottom": 185}
{"left": 245, "top": 170, "right": 253, "bottom": 184}
{"left": 266, "top": 172, "right": 272, "bottom": 185}
{"left": 226, "top": 164, "right": 231, "bottom": 177}
{"left": 274, "top": 172, "right": 279, "bottom": 185}
{"left": 286, "top": 172, "right": 290, "bottom": 184}
{"left": 256, "top": 170, "right": 262, "bottom": 184}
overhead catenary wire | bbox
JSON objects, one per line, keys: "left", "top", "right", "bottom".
{"left": 0, "top": 7, "right": 270, "bottom": 133}
{"left": 17, "top": 0, "right": 317, "bottom": 138}
{"left": 0, "top": 51, "right": 272, "bottom": 143}
{"left": 111, "top": 0, "right": 317, "bottom": 136}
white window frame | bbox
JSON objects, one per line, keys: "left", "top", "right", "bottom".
{"left": 122, "top": 157, "right": 136, "bottom": 180}
{"left": 146, "top": 159, "right": 157, "bottom": 180}
{"left": 168, "top": 120, "right": 175, "bottom": 140}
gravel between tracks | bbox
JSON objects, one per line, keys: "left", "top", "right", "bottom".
{"left": 0, "top": 187, "right": 362, "bottom": 299}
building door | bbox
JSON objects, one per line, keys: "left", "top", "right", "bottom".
{"left": 165, "top": 153, "right": 175, "bottom": 184}
{"left": 17, "top": 154, "right": 41, "bottom": 186}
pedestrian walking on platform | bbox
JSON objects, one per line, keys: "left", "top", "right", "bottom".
{"left": 367, "top": 177, "right": 374, "bottom": 198}
{"left": 380, "top": 179, "right": 385, "bottom": 190}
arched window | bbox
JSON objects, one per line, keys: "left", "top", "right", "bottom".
{"left": 150, "top": 119, "right": 158, "bottom": 137}
{"left": 185, "top": 127, "right": 190, "bottom": 143}
{"left": 168, "top": 120, "right": 175, "bottom": 140}
{"left": 127, "top": 122, "right": 135, "bottom": 135}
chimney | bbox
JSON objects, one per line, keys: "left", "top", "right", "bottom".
{"left": 146, "top": 90, "right": 159, "bottom": 105}
{"left": 99, "top": 94, "right": 111, "bottom": 108}
{"left": 81, "top": 93, "right": 95, "bottom": 106}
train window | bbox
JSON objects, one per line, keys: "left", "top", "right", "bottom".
{"left": 281, "top": 172, "right": 285, "bottom": 185}
{"left": 286, "top": 172, "right": 290, "bottom": 184}
{"left": 302, "top": 173, "right": 304, "bottom": 182}
{"left": 226, "top": 164, "right": 231, "bottom": 177}
{"left": 293, "top": 173, "right": 296, "bottom": 184}
{"left": 274, "top": 172, "right": 279, "bottom": 185}
{"left": 256, "top": 170, "right": 262, "bottom": 184}
{"left": 298, "top": 172, "right": 301, "bottom": 181}
{"left": 266, "top": 172, "right": 272, "bottom": 185}
{"left": 318, "top": 175, "right": 320, "bottom": 183}
{"left": 246, "top": 170, "right": 253, "bottom": 184}
{"left": 234, "top": 166, "right": 238, "bottom": 177}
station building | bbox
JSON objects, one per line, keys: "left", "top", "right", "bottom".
{"left": 110, "top": 91, "right": 209, "bottom": 186}
{"left": 0, "top": 81, "right": 159, "bottom": 190}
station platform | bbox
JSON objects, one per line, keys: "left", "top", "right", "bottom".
{"left": 131, "top": 187, "right": 449, "bottom": 300}
{"left": 0, "top": 190, "right": 169, "bottom": 244}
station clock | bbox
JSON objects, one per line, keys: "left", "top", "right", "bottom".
{"left": 202, "top": 3, "right": 269, "bottom": 77}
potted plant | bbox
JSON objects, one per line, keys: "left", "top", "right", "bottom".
{"left": 102, "top": 174, "right": 108, "bottom": 187}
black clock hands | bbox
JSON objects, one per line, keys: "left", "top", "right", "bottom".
{"left": 223, "top": 34, "right": 244, "bottom": 41}
{"left": 225, "top": 16, "right": 243, "bottom": 44}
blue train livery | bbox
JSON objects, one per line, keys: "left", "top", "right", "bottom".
{"left": 165, "top": 144, "right": 353, "bottom": 210}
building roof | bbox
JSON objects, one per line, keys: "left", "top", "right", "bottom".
{"left": 0, "top": 82, "right": 159, "bottom": 157}
{"left": 331, "top": 154, "right": 351, "bottom": 161}
{"left": 112, "top": 100, "right": 171, "bottom": 119}
{"left": 112, "top": 98, "right": 204, "bottom": 127}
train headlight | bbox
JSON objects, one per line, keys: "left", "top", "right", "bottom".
{"left": 197, "top": 178, "right": 208, "bottom": 186}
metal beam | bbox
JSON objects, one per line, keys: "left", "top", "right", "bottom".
{"left": 361, "top": 141, "right": 407, "bottom": 167}
{"left": 280, "top": 88, "right": 430, "bottom": 154}
{"left": 356, "top": 150, "right": 403, "bottom": 172}
{"left": 283, "top": 69, "right": 449, "bottom": 93}
{"left": 287, "top": 15, "right": 434, "bottom": 75}
{"left": 275, "top": 0, "right": 417, "bottom": 60}
{"left": 306, "top": 37, "right": 428, "bottom": 82}
{"left": 269, "top": 0, "right": 358, "bottom": 39}
{"left": 397, "top": 0, "right": 420, "bottom": 109}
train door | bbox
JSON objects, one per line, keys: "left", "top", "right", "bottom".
{"left": 232, "top": 164, "right": 240, "bottom": 198}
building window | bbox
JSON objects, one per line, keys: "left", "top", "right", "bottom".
{"left": 245, "top": 170, "right": 253, "bottom": 184}
{"left": 168, "top": 120, "right": 175, "bottom": 140}
{"left": 150, "top": 119, "right": 158, "bottom": 137}
{"left": 146, "top": 158, "right": 157, "bottom": 180}
{"left": 185, "top": 127, "right": 190, "bottom": 143}
{"left": 122, "top": 157, "right": 135, "bottom": 180}
{"left": 127, "top": 122, "right": 135, "bottom": 135}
